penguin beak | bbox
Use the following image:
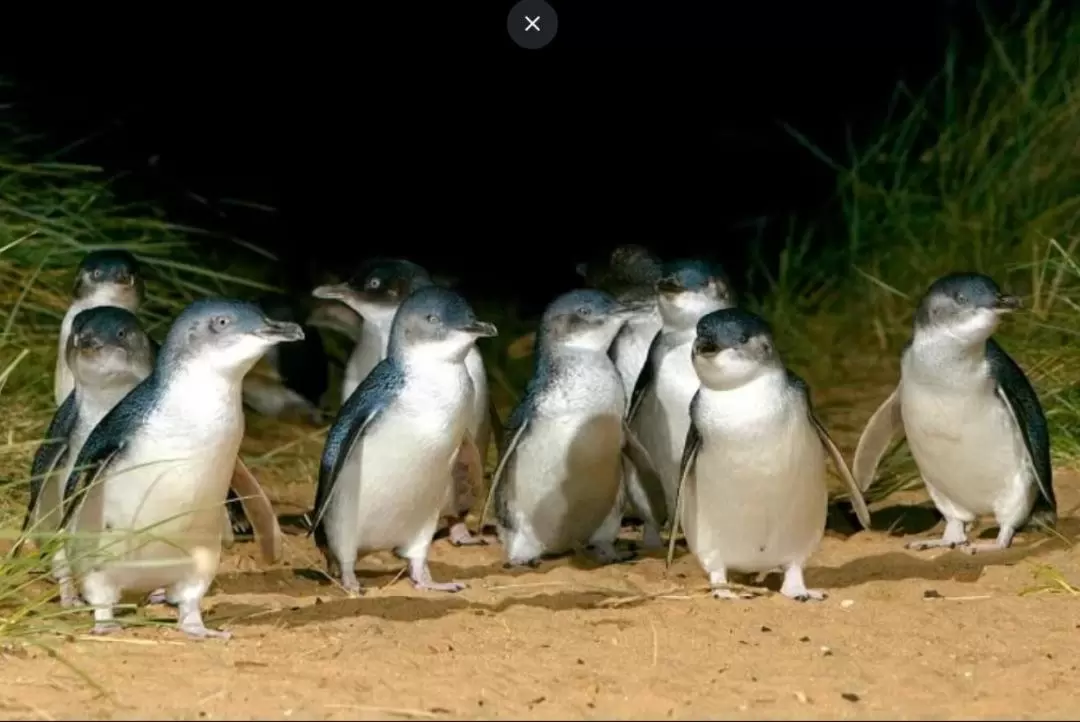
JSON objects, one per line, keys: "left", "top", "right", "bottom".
{"left": 311, "top": 283, "right": 357, "bottom": 304}
{"left": 256, "top": 320, "right": 305, "bottom": 342}
{"left": 656, "top": 276, "right": 685, "bottom": 295}
{"left": 75, "top": 334, "right": 103, "bottom": 352}
{"left": 693, "top": 337, "right": 720, "bottom": 358}
{"left": 460, "top": 320, "right": 498, "bottom": 338}
{"left": 993, "top": 294, "right": 1022, "bottom": 313}
{"left": 614, "top": 300, "right": 653, "bottom": 319}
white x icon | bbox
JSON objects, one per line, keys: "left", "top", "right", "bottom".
{"left": 524, "top": 15, "right": 541, "bottom": 31}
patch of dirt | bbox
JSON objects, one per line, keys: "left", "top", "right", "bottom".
{"left": 2, "top": 472, "right": 1078, "bottom": 721}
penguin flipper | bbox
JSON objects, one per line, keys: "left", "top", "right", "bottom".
{"left": 621, "top": 421, "right": 669, "bottom": 529}
{"left": 810, "top": 412, "right": 873, "bottom": 531}
{"left": 852, "top": 385, "right": 904, "bottom": 493}
{"left": 486, "top": 393, "right": 505, "bottom": 456}
{"left": 986, "top": 339, "right": 1056, "bottom": 524}
{"left": 667, "top": 392, "right": 702, "bottom": 569}
{"left": 626, "top": 329, "right": 662, "bottom": 423}
{"left": 229, "top": 458, "right": 284, "bottom": 564}
{"left": 478, "top": 396, "right": 534, "bottom": 535}
{"left": 309, "top": 359, "right": 404, "bottom": 542}
{"left": 16, "top": 393, "right": 78, "bottom": 554}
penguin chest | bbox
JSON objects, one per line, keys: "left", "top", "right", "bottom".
{"left": 508, "top": 368, "right": 625, "bottom": 548}
{"left": 611, "top": 317, "right": 662, "bottom": 400}
{"left": 684, "top": 387, "right": 828, "bottom": 574}
{"left": 341, "top": 368, "right": 473, "bottom": 551}
{"left": 900, "top": 378, "right": 1030, "bottom": 517}
{"left": 634, "top": 340, "right": 698, "bottom": 498}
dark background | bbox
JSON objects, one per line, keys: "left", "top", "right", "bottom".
{"left": 3, "top": 0, "right": 1019, "bottom": 314}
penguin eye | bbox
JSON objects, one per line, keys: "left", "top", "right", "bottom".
{"left": 366, "top": 277, "right": 382, "bottom": 291}
{"left": 737, "top": 333, "right": 750, "bottom": 345}
{"left": 955, "top": 292, "right": 967, "bottom": 304}
{"left": 426, "top": 313, "right": 439, "bottom": 325}
{"left": 91, "top": 269, "right": 104, "bottom": 280}
{"left": 578, "top": 306, "right": 592, "bottom": 317}
{"left": 116, "top": 329, "right": 127, "bottom": 340}
{"left": 211, "top": 316, "right": 231, "bottom": 331}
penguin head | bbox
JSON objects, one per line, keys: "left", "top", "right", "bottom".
{"left": 691, "top": 308, "right": 779, "bottom": 389}
{"left": 577, "top": 244, "right": 663, "bottom": 293}
{"left": 162, "top": 298, "right": 305, "bottom": 377}
{"left": 539, "top": 289, "right": 647, "bottom": 353}
{"left": 312, "top": 258, "right": 433, "bottom": 326}
{"left": 73, "top": 250, "right": 144, "bottom": 306}
{"left": 388, "top": 286, "right": 497, "bottom": 362}
{"left": 655, "top": 259, "right": 735, "bottom": 329}
{"left": 66, "top": 306, "right": 154, "bottom": 389}
{"left": 914, "top": 272, "right": 1021, "bottom": 344}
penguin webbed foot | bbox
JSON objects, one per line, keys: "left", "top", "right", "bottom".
{"left": 145, "top": 587, "right": 176, "bottom": 606}
{"left": 584, "top": 542, "right": 636, "bottom": 565}
{"left": 177, "top": 601, "right": 231, "bottom": 640}
{"left": 58, "top": 580, "right": 83, "bottom": 608}
{"left": 503, "top": 558, "right": 542, "bottom": 570}
{"left": 780, "top": 565, "right": 826, "bottom": 603}
{"left": 447, "top": 519, "right": 487, "bottom": 547}
{"left": 90, "top": 621, "right": 123, "bottom": 636}
{"left": 408, "top": 558, "right": 465, "bottom": 593}
{"left": 905, "top": 538, "right": 969, "bottom": 552}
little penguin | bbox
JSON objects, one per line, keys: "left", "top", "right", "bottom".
{"left": 852, "top": 272, "right": 1056, "bottom": 553}
{"left": 480, "top": 289, "right": 667, "bottom": 567}
{"left": 313, "top": 258, "right": 498, "bottom": 546}
{"left": 54, "top": 250, "right": 144, "bottom": 406}
{"left": 241, "top": 293, "right": 330, "bottom": 425}
{"left": 17, "top": 306, "right": 155, "bottom": 606}
{"left": 308, "top": 287, "right": 498, "bottom": 595}
{"left": 576, "top": 244, "right": 665, "bottom": 402}
{"left": 669, "top": 308, "right": 872, "bottom": 601}
{"left": 626, "top": 259, "right": 736, "bottom": 540}
{"left": 58, "top": 298, "right": 304, "bottom": 638}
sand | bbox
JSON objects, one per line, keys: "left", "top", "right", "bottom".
{"left": 1, "top": 464, "right": 1077, "bottom": 721}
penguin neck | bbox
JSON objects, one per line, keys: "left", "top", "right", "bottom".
{"left": 74, "top": 379, "right": 135, "bottom": 427}
{"left": 907, "top": 327, "right": 990, "bottom": 384}
{"left": 362, "top": 304, "right": 401, "bottom": 360}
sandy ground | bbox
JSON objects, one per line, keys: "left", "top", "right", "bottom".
{"left": 1, "top": 463, "right": 1078, "bottom": 721}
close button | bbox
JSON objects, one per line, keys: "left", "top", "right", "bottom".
{"left": 507, "top": 0, "right": 558, "bottom": 50}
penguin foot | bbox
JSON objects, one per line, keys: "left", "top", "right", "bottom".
{"left": 58, "top": 580, "right": 83, "bottom": 608}
{"left": 503, "top": 559, "right": 542, "bottom": 570}
{"left": 585, "top": 543, "right": 636, "bottom": 565}
{"left": 960, "top": 541, "right": 1009, "bottom": 555}
{"left": 180, "top": 623, "right": 232, "bottom": 641}
{"left": 408, "top": 558, "right": 465, "bottom": 593}
{"left": 640, "top": 524, "right": 664, "bottom": 551}
{"left": 340, "top": 572, "right": 365, "bottom": 597}
{"left": 90, "top": 622, "right": 123, "bottom": 636}
{"left": 781, "top": 587, "right": 827, "bottom": 603}
{"left": 448, "top": 521, "right": 487, "bottom": 547}
{"left": 710, "top": 586, "right": 760, "bottom": 600}
{"left": 145, "top": 588, "right": 171, "bottom": 606}
{"left": 905, "top": 539, "right": 969, "bottom": 552}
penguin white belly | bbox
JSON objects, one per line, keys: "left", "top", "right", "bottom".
{"left": 441, "top": 345, "right": 490, "bottom": 518}
{"left": 70, "top": 388, "right": 243, "bottom": 592}
{"left": 633, "top": 343, "right": 699, "bottom": 512}
{"left": 611, "top": 316, "right": 662, "bottom": 401}
{"left": 506, "top": 412, "right": 624, "bottom": 555}
{"left": 332, "top": 370, "right": 470, "bottom": 554}
{"left": 683, "top": 384, "right": 827, "bottom": 575}
{"left": 901, "top": 379, "right": 1034, "bottom": 522}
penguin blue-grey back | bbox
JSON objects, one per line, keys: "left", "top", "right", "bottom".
{"left": 668, "top": 308, "right": 870, "bottom": 601}
{"left": 309, "top": 286, "right": 497, "bottom": 595}
{"left": 54, "top": 250, "right": 144, "bottom": 406}
{"left": 59, "top": 297, "right": 303, "bottom": 639}
{"left": 852, "top": 272, "right": 1055, "bottom": 553}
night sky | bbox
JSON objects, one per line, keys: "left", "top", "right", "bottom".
{"left": 5, "top": 0, "right": 1013, "bottom": 314}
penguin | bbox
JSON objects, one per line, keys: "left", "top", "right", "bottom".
{"left": 241, "top": 293, "right": 330, "bottom": 425}
{"left": 58, "top": 298, "right": 303, "bottom": 637}
{"left": 17, "top": 306, "right": 155, "bottom": 606}
{"left": 576, "top": 244, "right": 665, "bottom": 406}
{"left": 625, "top": 259, "right": 736, "bottom": 539}
{"left": 54, "top": 250, "right": 144, "bottom": 406}
{"left": 480, "top": 289, "right": 667, "bottom": 567}
{"left": 308, "top": 287, "right": 498, "bottom": 595}
{"left": 312, "top": 258, "right": 498, "bottom": 546}
{"left": 667, "top": 308, "right": 871, "bottom": 601}
{"left": 851, "top": 272, "right": 1056, "bottom": 552}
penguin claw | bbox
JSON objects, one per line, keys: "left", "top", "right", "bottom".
{"left": 905, "top": 539, "right": 968, "bottom": 552}
{"left": 502, "top": 559, "right": 542, "bottom": 570}
{"left": 448, "top": 523, "right": 487, "bottom": 547}
{"left": 711, "top": 587, "right": 757, "bottom": 600}
{"left": 413, "top": 580, "right": 466, "bottom": 593}
{"left": 782, "top": 589, "right": 827, "bottom": 603}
